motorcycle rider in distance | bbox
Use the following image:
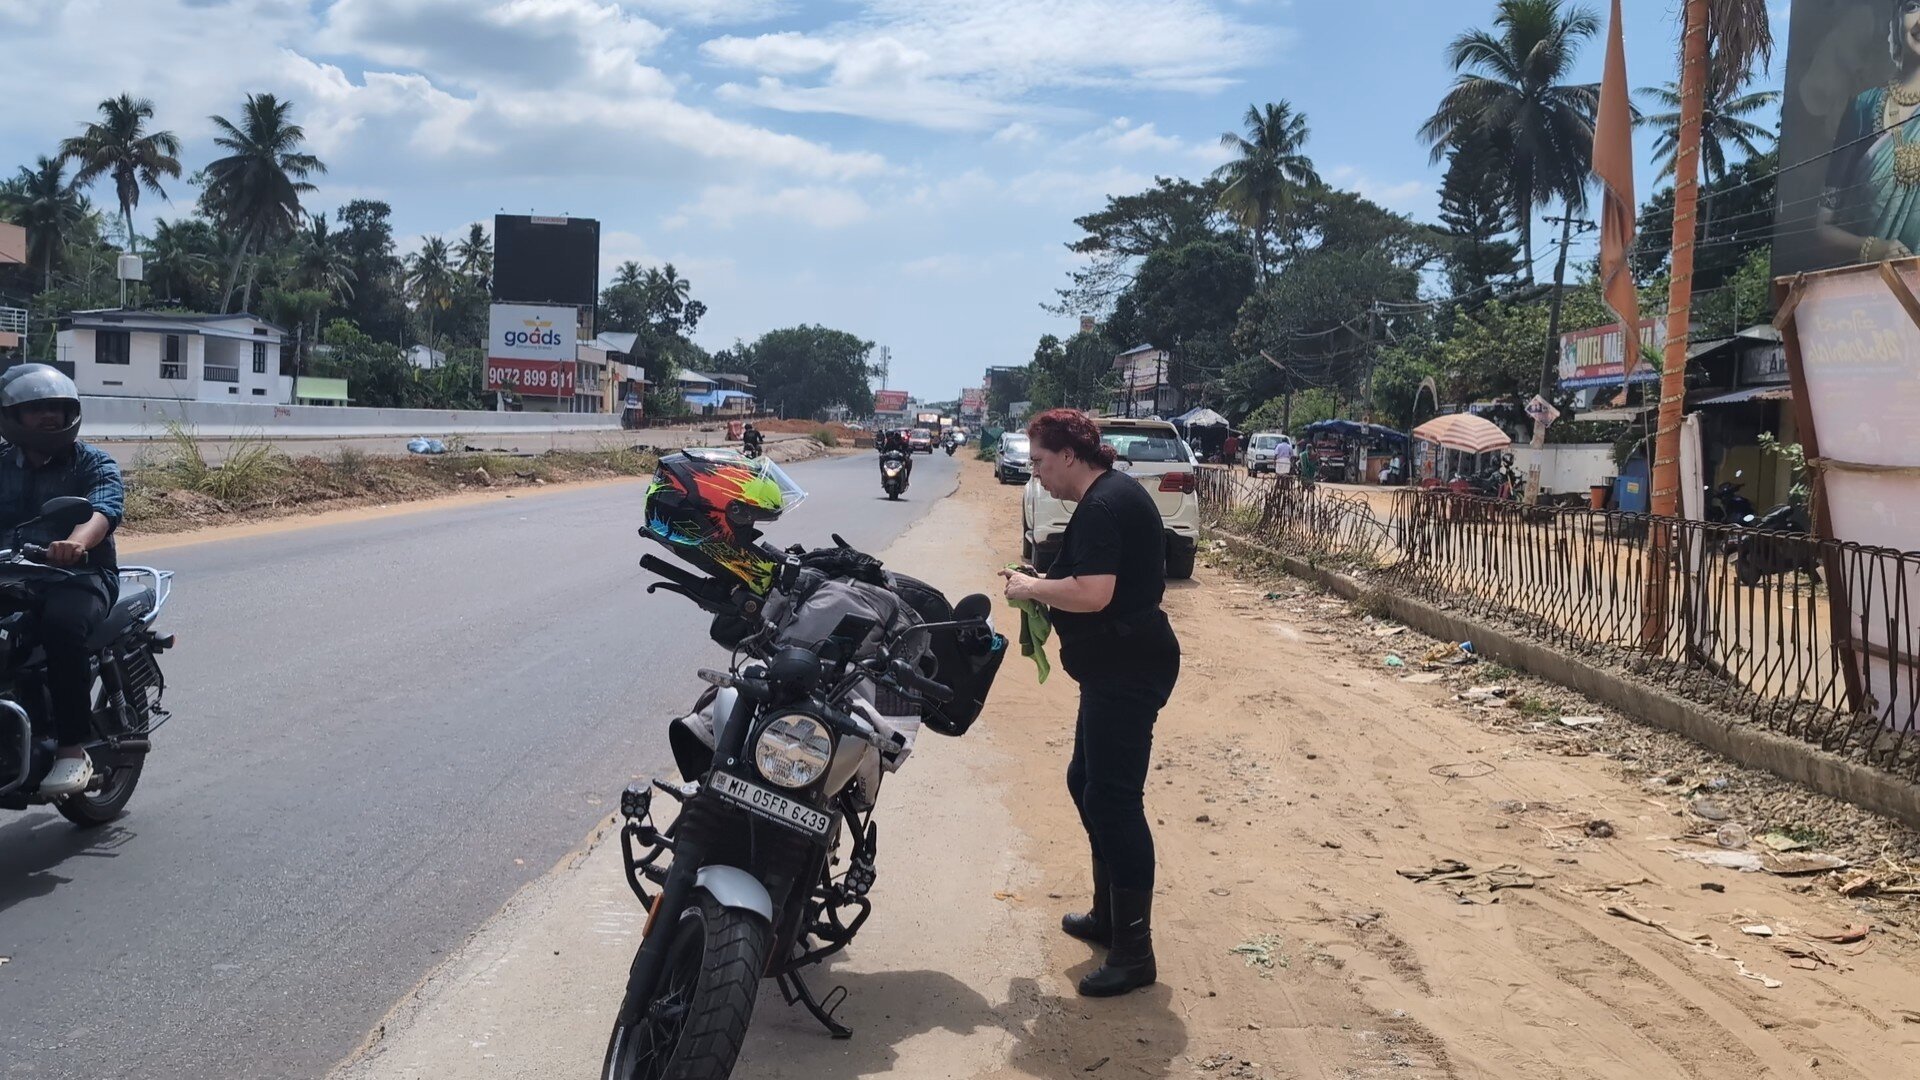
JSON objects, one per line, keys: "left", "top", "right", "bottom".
{"left": 741, "top": 421, "right": 764, "bottom": 459}
{"left": 0, "top": 365, "right": 124, "bottom": 796}
{"left": 878, "top": 427, "right": 913, "bottom": 484}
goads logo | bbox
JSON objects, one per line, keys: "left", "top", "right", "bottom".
{"left": 502, "top": 318, "right": 564, "bottom": 348}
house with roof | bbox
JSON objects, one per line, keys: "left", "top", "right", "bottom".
{"left": 54, "top": 309, "right": 295, "bottom": 404}
{"left": 678, "top": 369, "right": 757, "bottom": 415}
{"left": 1111, "top": 343, "right": 1179, "bottom": 417}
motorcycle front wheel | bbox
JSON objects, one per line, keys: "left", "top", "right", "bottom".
{"left": 604, "top": 895, "right": 771, "bottom": 1080}
{"left": 57, "top": 762, "right": 141, "bottom": 827}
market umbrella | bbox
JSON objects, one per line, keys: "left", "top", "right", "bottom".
{"left": 1173, "top": 407, "right": 1230, "bottom": 428}
{"left": 1411, "top": 413, "right": 1512, "bottom": 454}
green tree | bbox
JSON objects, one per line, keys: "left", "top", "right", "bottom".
{"left": 454, "top": 222, "right": 492, "bottom": 292}
{"left": 405, "top": 236, "right": 456, "bottom": 347}
{"left": 1419, "top": 0, "right": 1600, "bottom": 277}
{"left": 1214, "top": 101, "right": 1320, "bottom": 277}
{"left": 0, "top": 156, "right": 88, "bottom": 289}
{"left": 201, "top": 92, "right": 326, "bottom": 313}
{"left": 337, "top": 199, "right": 407, "bottom": 341}
{"left": 1633, "top": 148, "right": 1775, "bottom": 288}
{"left": 1637, "top": 60, "right": 1778, "bottom": 182}
{"left": 737, "top": 326, "right": 875, "bottom": 419}
{"left": 57, "top": 93, "right": 182, "bottom": 253}
{"left": 145, "top": 217, "right": 217, "bottom": 305}
{"left": 1048, "top": 176, "right": 1230, "bottom": 317}
{"left": 1435, "top": 141, "right": 1521, "bottom": 300}
{"left": 1107, "top": 240, "right": 1255, "bottom": 415}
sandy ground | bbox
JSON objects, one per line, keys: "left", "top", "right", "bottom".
{"left": 332, "top": 458, "right": 1920, "bottom": 1080}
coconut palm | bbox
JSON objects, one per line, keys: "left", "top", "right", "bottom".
{"left": 1213, "top": 101, "right": 1320, "bottom": 276}
{"left": 1638, "top": 62, "right": 1778, "bottom": 182}
{"left": 58, "top": 94, "right": 182, "bottom": 254}
{"left": 0, "top": 157, "right": 89, "bottom": 289}
{"left": 454, "top": 223, "right": 492, "bottom": 291}
{"left": 406, "top": 237, "right": 457, "bottom": 347}
{"left": 1419, "top": 0, "right": 1600, "bottom": 279}
{"left": 145, "top": 217, "right": 217, "bottom": 304}
{"left": 201, "top": 93, "right": 326, "bottom": 313}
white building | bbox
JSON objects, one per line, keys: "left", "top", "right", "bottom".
{"left": 55, "top": 310, "right": 290, "bottom": 403}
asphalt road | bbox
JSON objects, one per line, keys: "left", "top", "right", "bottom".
{"left": 91, "top": 425, "right": 813, "bottom": 467}
{"left": 0, "top": 446, "right": 961, "bottom": 1079}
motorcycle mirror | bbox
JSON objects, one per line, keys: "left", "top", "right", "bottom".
{"left": 35, "top": 496, "right": 94, "bottom": 531}
{"left": 954, "top": 593, "right": 993, "bottom": 621}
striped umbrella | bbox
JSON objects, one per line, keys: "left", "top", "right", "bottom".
{"left": 1411, "top": 413, "right": 1512, "bottom": 455}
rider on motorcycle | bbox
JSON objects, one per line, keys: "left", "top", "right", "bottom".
{"left": 878, "top": 428, "right": 913, "bottom": 484}
{"left": 742, "top": 422, "right": 764, "bottom": 458}
{"left": 0, "top": 365, "right": 123, "bottom": 796}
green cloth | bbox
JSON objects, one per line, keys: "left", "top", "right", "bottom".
{"left": 1005, "top": 564, "right": 1053, "bottom": 683}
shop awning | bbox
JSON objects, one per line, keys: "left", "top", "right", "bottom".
{"left": 1694, "top": 385, "right": 1793, "bottom": 407}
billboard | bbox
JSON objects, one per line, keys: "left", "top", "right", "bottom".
{"left": 488, "top": 303, "right": 577, "bottom": 398}
{"left": 1558, "top": 318, "right": 1667, "bottom": 390}
{"left": 1776, "top": 1, "right": 1920, "bottom": 276}
{"left": 874, "top": 389, "right": 910, "bottom": 413}
{"left": 493, "top": 214, "right": 600, "bottom": 314}
{"left": 960, "top": 387, "right": 986, "bottom": 415}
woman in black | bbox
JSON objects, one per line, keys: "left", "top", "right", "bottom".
{"left": 1000, "top": 408, "right": 1181, "bottom": 997}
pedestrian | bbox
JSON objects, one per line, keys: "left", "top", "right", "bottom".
{"left": 1221, "top": 431, "right": 1240, "bottom": 468}
{"left": 1000, "top": 408, "right": 1180, "bottom": 997}
{"left": 1272, "top": 437, "right": 1294, "bottom": 478}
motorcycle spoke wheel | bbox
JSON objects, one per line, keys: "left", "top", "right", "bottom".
{"left": 610, "top": 912, "right": 708, "bottom": 1080}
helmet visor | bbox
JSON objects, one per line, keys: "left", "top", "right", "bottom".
{"left": 684, "top": 448, "right": 808, "bottom": 515}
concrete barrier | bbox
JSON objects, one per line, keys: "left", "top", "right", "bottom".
{"left": 82, "top": 396, "right": 621, "bottom": 440}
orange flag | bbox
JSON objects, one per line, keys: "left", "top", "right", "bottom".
{"left": 1593, "top": 0, "right": 1639, "bottom": 392}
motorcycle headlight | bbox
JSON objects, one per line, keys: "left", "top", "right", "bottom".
{"left": 754, "top": 713, "right": 833, "bottom": 788}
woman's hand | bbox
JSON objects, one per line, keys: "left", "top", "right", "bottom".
{"left": 999, "top": 567, "right": 1041, "bottom": 603}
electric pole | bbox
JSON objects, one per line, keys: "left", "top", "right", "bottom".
{"left": 1540, "top": 214, "right": 1597, "bottom": 397}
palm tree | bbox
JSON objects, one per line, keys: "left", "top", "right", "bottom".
{"left": 292, "top": 214, "right": 356, "bottom": 352}
{"left": 0, "top": 157, "right": 88, "bottom": 289}
{"left": 406, "top": 237, "right": 456, "bottom": 347}
{"left": 1213, "top": 101, "right": 1320, "bottom": 276}
{"left": 454, "top": 223, "right": 492, "bottom": 291}
{"left": 146, "top": 217, "right": 215, "bottom": 304}
{"left": 1419, "top": 0, "right": 1601, "bottom": 279}
{"left": 201, "top": 93, "right": 326, "bottom": 313}
{"left": 1638, "top": 62, "right": 1778, "bottom": 182}
{"left": 58, "top": 93, "right": 182, "bottom": 254}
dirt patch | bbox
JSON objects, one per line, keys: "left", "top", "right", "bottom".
{"left": 954, "top": 456, "right": 1920, "bottom": 1079}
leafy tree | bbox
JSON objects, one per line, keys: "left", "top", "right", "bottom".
{"left": 1107, "top": 239, "right": 1255, "bottom": 412}
{"left": 1637, "top": 59, "right": 1777, "bottom": 182}
{"left": 336, "top": 199, "right": 408, "bottom": 343}
{"left": 1436, "top": 141, "right": 1521, "bottom": 300}
{"left": 1419, "top": 0, "right": 1600, "bottom": 276}
{"left": 145, "top": 217, "right": 218, "bottom": 306}
{"left": 405, "top": 236, "right": 456, "bottom": 347}
{"left": 735, "top": 326, "right": 875, "bottom": 419}
{"left": 1632, "top": 148, "right": 1775, "bottom": 288}
{"left": 454, "top": 223, "right": 492, "bottom": 292}
{"left": 985, "top": 364, "right": 1032, "bottom": 420}
{"left": 58, "top": 93, "right": 182, "bottom": 253}
{"left": 1214, "top": 101, "right": 1321, "bottom": 276}
{"left": 201, "top": 93, "right": 326, "bottom": 312}
{"left": 0, "top": 156, "right": 88, "bottom": 289}
{"left": 1047, "top": 176, "right": 1230, "bottom": 317}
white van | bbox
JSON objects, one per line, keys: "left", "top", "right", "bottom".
{"left": 1247, "top": 432, "right": 1293, "bottom": 475}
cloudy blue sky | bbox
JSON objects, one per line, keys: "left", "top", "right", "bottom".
{"left": 2, "top": 0, "right": 1791, "bottom": 401}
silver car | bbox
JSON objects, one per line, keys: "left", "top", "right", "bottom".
{"left": 995, "top": 433, "right": 1030, "bottom": 484}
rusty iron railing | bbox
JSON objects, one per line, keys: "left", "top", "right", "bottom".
{"left": 1200, "top": 468, "right": 1920, "bottom": 780}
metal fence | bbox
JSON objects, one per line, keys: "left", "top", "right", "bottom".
{"left": 1199, "top": 469, "right": 1920, "bottom": 781}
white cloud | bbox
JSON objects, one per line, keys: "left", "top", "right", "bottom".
{"left": 626, "top": 0, "right": 790, "bottom": 25}
{"left": 992, "top": 122, "right": 1042, "bottom": 146}
{"left": 1326, "top": 166, "right": 1429, "bottom": 211}
{"left": 667, "top": 184, "right": 873, "bottom": 230}
{"left": 701, "top": 0, "right": 1284, "bottom": 131}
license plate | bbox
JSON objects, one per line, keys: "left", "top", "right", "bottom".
{"left": 709, "top": 772, "right": 832, "bottom": 837}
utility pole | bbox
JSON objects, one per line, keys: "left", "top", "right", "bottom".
{"left": 877, "top": 345, "right": 890, "bottom": 390}
{"left": 1530, "top": 213, "right": 1596, "bottom": 505}
{"left": 1364, "top": 303, "right": 1381, "bottom": 423}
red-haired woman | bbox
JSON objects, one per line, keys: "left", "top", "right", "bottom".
{"left": 999, "top": 408, "right": 1180, "bottom": 997}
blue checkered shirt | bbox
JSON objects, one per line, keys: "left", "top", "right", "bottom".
{"left": 0, "top": 439, "right": 123, "bottom": 576}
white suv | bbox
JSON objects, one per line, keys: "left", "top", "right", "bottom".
{"left": 1021, "top": 418, "right": 1199, "bottom": 579}
{"left": 1247, "top": 432, "right": 1293, "bottom": 475}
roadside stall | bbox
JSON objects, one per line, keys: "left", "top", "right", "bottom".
{"left": 1171, "top": 407, "right": 1234, "bottom": 462}
{"left": 1410, "top": 413, "right": 1514, "bottom": 491}
{"left": 1298, "top": 420, "right": 1410, "bottom": 484}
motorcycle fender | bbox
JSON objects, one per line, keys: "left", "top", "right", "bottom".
{"left": 695, "top": 864, "right": 774, "bottom": 923}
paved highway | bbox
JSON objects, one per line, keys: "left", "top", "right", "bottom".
{"left": 0, "top": 446, "right": 960, "bottom": 1079}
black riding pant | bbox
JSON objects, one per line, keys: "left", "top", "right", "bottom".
{"left": 1062, "top": 618, "right": 1180, "bottom": 892}
{"left": 37, "top": 578, "right": 110, "bottom": 746}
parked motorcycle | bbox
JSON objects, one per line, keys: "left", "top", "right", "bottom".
{"left": 1732, "top": 501, "right": 1821, "bottom": 586}
{"left": 605, "top": 451, "right": 1005, "bottom": 1080}
{"left": 1705, "top": 474, "right": 1757, "bottom": 525}
{"left": 0, "top": 496, "right": 177, "bottom": 826}
{"left": 880, "top": 451, "right": 910, "bottom": 500}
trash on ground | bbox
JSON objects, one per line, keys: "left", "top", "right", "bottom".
{"left": 406, "top": 436, "right": 448, "bottom": 455}
{"left": 1231, "top": 933, "right": 1287, "bottom": 974}
{"left": 1667, "top": 848, "right": 1765, "bottom": 872}
{"left": 1557, "top": 715, "right": 1606, "bottom": 727}
{"left": 1808, "top": 923, "right": 1870, "bottom": 944}
{"left": 1585, "top": 819, "right": 1617, "bottom": 839}
{"left": 1716, "top": 824, "right": 1753, "bottom": 849}
{"left": 1690, "top": 798, "right": 1733, "bottom": 822}
{"left": 1372, "top": 625, "right": 1407, "bottom": 638}
{"left": 1762, "top": 851, "right": 1848, "bottom": 875}
{"left": 1741, "top": 924, "right": 1775, "bottom": 937}
{"left": 1401, "top": 673, "right": 1446, "bottom": 685}
{"left": 1429, "top": 761, "right": 1496, "bottom": 780}
{"left": 1756, "top": 831, "right": 1810, "bottom": 852}
{"left": 1383, "top": 654, "right": 1406, "bottom": 668}
{"left": 1397, "top": 859, "right": 1471, "bottom": 882}
{"left": 1605, "top": 904, "right": 1782, "bottom": 988}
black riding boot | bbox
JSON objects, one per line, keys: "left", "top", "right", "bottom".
{"left": 1060, "top": 858, "right": 1111, "bottom": 946}
{"left": 1077, "top": 887, "right": 1156, "bottom": 997}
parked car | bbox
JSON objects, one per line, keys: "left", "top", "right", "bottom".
{"left": 907, "top": 428, "right": 934, "bottom": 453}
{"left": 1022, "top": 418, "right": 1199, "bottom": 579}
{"left": 1246, "top": 432, "right": 1292, "bottom": 475}
{"left": 996, "top": 433, "right": 1031, "bottom": 484}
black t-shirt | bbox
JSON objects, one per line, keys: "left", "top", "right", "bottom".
{"left": 1046, "top": 468, "right": 1167, "bottom": 643}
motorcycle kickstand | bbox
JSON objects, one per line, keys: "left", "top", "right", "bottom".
{"left": 778, "top": 971, "right": 853, "bottom": 1040}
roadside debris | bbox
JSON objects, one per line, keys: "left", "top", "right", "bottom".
{"left": 1231, "top": 933, "right": 1288, "bottom": 975}
{"left": 1604, "top": 904, "right": 1782, "bottom": 988}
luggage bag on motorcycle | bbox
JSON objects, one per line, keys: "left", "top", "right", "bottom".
{"left": 886, "top": 572, "right": 1006, "bottom": 738}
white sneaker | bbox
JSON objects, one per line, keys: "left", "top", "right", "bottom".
{"left": 40, "top": 754, "right": 93, "bottom": 797}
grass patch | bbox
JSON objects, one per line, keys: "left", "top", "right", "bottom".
{"left": 1354, "top": 586, "right": 1393, "bottom": 621}
{"left": 810, "top": 427, "right": 839, "bottom": 448}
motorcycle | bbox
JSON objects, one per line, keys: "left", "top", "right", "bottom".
{"left": 879, "top": 451, "right": 909, "bottom": 500}
{"left": 603, "top": 536, "right": 1005, "bottom": 1080}
{"left": 1732, "top": 501, "right": 1822, "bottom": 586}
{"left": 943, "top": 438, "right": 959, "bottom": 457}
{"left": 0, "top": 496, "right": 176, "bottom": 826}
{"left": 1705, "top": 477, "right": 1757, "bottom": 525}
{"left": 742, "top": 437, "right": 764, "bottom": 461}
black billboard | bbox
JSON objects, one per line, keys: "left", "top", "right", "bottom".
{"left": 1777, "top": 0, "right": 1920, "bottom": 276}
{"left": 492, "top": 214, "right": 600, "bottom": 314}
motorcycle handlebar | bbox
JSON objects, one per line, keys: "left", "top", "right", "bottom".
{"left": 888, "top": 657, "right": 954, "bottom": 704}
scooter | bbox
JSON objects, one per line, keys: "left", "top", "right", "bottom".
{"left": 880, "top": 452, "right": 910, "bottom": 500}
{"left": 1732, "top": 501, "right": 1821, "bottom": 586}
{"left": 1705, "top": 474, "right": 1757, "bottom": 524}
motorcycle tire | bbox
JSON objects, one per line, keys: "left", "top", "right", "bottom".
{"left": 1735, "top": 558, "right": 1762, "bottom": 587}
{"left": 887, "top": 490, "right": 900, "bottom": 501}
{"left": 603, "top": 895, "right": 771, "bottom": 1080}
{"left": 57, "top": 762, "right": 141, "bottom": 827}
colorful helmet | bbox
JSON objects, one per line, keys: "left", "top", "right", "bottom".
{"left": 642, "top": 449, "right": 808, "bottom": 594}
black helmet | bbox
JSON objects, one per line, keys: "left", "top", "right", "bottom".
{"left": 642, "top": 449, "right": 807, "bottom": 595}
{"left": 0, "top": 364, "right": 81, "bottom": 456}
